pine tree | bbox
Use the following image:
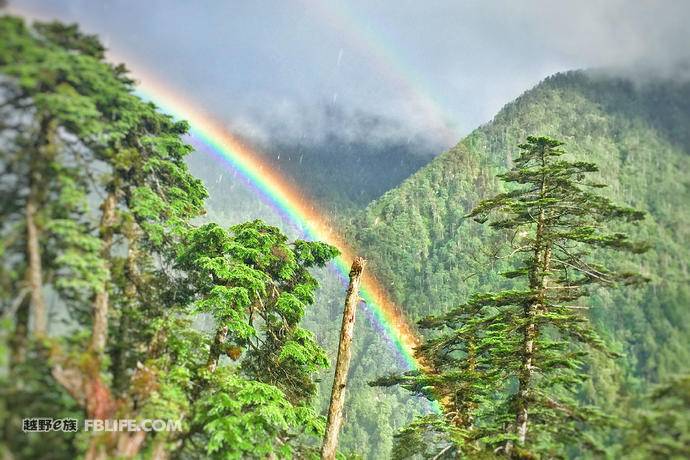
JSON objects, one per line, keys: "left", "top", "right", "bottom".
{"left": 468, "top": 136, "right": 648, "bottom": 457}
{"left": 375, "top": 136, "right": 648, "bottom": 458}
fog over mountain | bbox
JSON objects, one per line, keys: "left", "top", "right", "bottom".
{"left": 11, "top": 0, "right": 690, "bottom": 148}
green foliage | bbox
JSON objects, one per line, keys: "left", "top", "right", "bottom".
{"left": 391, "top": 415, "right": 464, "bottom": 459}
{"left": 193, "top": 368, "right": 324, "bottom": 460}
{"left": 623, "top": 374, "right": 690, "bottom": 459}
{"left": 346, "top": 70, "right": 690, "bottom": 457}
{"left": 373, "top": 136, "right": 650, "bottom": 457}
{"left": 0, "top": 15, "right": 338, "bottom": 460}
{"left": 177, "top": 220, "right": 338, "bottom": 404}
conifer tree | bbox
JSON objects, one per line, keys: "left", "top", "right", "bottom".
{"left": 376, "top": 136, "right": 648, "bottom": 458}
{"left": 468, "top": 136, "right": 648, "bottom": 456}
{"left": 174, "top": 221, "right": 339, "bottom": 458}
{"left": 0, "top": 15, "right": 339, "bottom": 459}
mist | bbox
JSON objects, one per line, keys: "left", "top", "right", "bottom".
{"left": 9, "top": 0, "right": 690, "bottom": 147}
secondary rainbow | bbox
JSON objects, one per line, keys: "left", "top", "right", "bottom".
{"left": 301, "top": 0, "right": 461, "bottom": 147}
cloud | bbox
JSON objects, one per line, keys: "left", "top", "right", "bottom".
{"left": 12, "top": 0, "right": 690, "bottom": 146}
{"left": 495, "top": 0, "right": 690, "bottom": 80}
{"left": 225, "top": 98, "right": 447, "bottom": 153}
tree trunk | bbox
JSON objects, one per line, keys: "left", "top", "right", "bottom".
{"left": 459, "top": 338, "right": 478, "bottom": 429}
{"left": 26, "top": 192, "right": 46, "bottom": 335}
{"left": 515, "top": 158, "right": 551, "bottom": 447}
{"left": 321, "top": 257, "right": 366, "bottom": 460}
{"left": 516, "top": 311, "right": 536, "bottom": 445}
{"left": 91, "top": 190, "right": 118, "bottom": 353}
{"left": 52, "top": 198, "right": 129, "bottom": 460}
{"left": 207, "top": 325, "right": 229, "bottom": 373}
{"left": 52, "top": 353, "right": 117, "bottom": 460}
{"left": 25, "top": 115, "right": 56, "bottom": 336}
{"left": 9, "top": 295, "right": 30, "bottom": 366}
{"left": 112, "top": 223, "right": 142, "bottom": 392}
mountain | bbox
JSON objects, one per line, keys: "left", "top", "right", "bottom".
{"left": 185, "top": 70, "right": 690, "bottom": 458}
{"left": 260, "top": 135, "right": 438, "bottom": 212}
{"left": 339, "top": 70, "right": 690, "bottom": 456}
{"left": 224, "top": 105, "right": 443, "bottom": 213}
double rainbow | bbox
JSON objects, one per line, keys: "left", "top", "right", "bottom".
{"left": 10, "top": 3, "right": 445, "bottom": 412}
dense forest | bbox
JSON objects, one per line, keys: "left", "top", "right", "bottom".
{"left": 341, "top": 70, "right": 690, "bottom": 457}
{"left": 1, "top": 13, "right": 689, "bottom": 460}
{"left": 249, "top": 117, "right": 440, "bottom": 213}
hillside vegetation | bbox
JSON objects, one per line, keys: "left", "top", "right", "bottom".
{"left": 2, "top": 11, "right": 687, "bottom": 457}
{"left": 340, "top": 70, "right": 689, "bottom": 456}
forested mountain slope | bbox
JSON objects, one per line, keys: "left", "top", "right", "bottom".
{"left": 187, "top": 70, "right": 690, "bottom": 458}
{"left": 342, "top": 70, "right": 689, "bottom": 454}
{"left": 262, "top": 134, "right": 439, "bottom": 212}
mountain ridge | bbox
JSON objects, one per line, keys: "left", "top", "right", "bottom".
{"left": 334, "top": 68, "right": 689, "bottom": 456}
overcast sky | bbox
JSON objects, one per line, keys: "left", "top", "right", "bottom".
{"left": 10, "top": 0, "right": 690, "bottom": 148}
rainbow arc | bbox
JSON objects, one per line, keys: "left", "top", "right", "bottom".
{"left": 134, "top": 71, "right": 426, "bottom": 371}
{"left": 10, "top": 3, "right": 446, "bottom": 414}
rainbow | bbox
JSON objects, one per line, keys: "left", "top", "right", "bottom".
{"left": 9, "top": 4, "right": 444, "bottom": 413}
{"left": 129, "top": 66, "right": 425, "bottom": 368}
{"left": 139, "top": 80, "right": 444, "bottom": 414}
{"left": 302, "top": 0, "right": 461, "bottom": 147}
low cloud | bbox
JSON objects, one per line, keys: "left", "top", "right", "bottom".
{"left": 11, "top": 0, "right": 690, "bottom": 147}
{"left": 224, "top": 99, "right": 449, "bottom": 153}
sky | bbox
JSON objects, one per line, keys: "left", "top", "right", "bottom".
{"left": 9, "top": 0, "right": 690, "bottom": 149}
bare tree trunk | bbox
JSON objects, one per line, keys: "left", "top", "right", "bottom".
{"left": 26, "top": 194, "right": 46, "bottom": 335}
{"left": 91, "top": 190, "right": 118, "bottom": 353}
{"left": 321, "top": 257, "right": 366, "bottom": 460}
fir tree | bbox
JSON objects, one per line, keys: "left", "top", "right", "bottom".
{"left": 375, "top": 136, "right": 648, "bottom": 458}
{"left": 468, "top": 136, "right": 648, "bottom": 456}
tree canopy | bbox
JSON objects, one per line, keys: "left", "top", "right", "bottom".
{"left": 374, "top": 136, "right": 649, "bottom": 458}
{"left": 0, "top": 15, "right": 338, "bottom": 459}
